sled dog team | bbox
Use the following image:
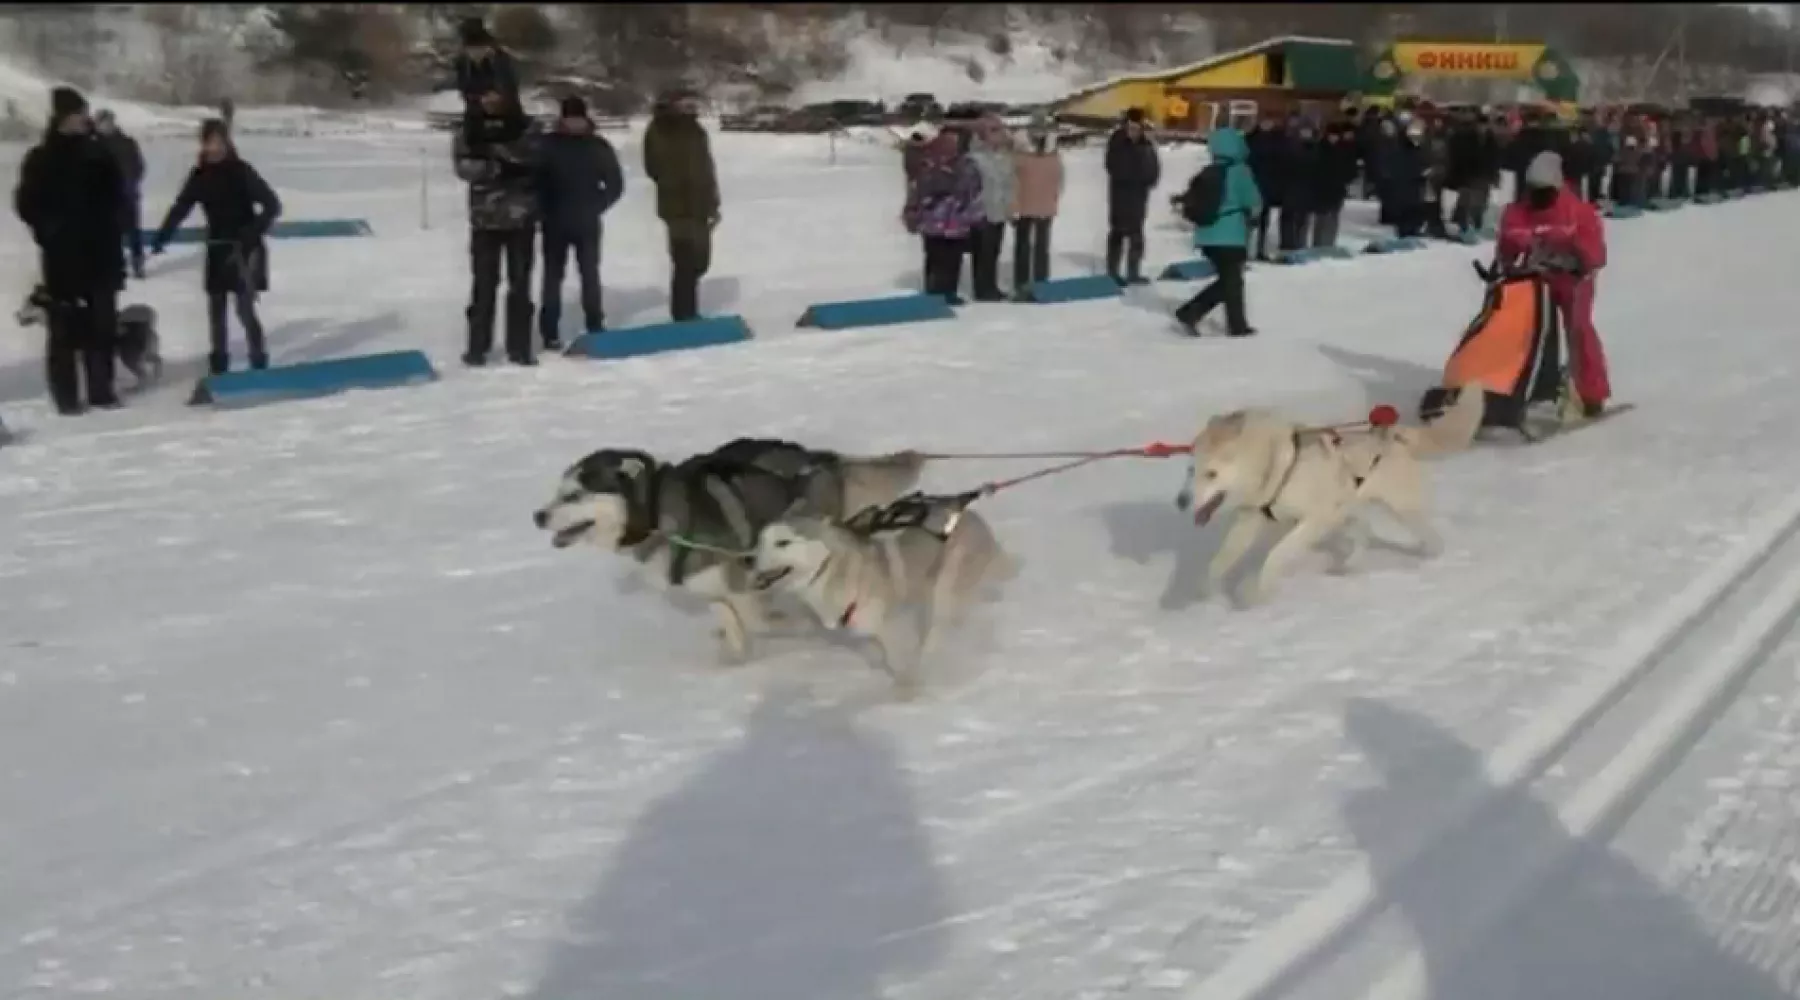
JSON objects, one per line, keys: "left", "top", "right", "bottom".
{"left": 533, "top": 388, "right": 1487, "bottom": 692}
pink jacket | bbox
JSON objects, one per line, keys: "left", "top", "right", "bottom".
{"left": 1012, "top": 149, "right": 1064, "bottom": 219}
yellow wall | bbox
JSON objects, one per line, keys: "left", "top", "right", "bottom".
{"left": 1167, "top": 54, "right": 1269, "bottom": 90}
{"left": 1059, "top": 79, "right": 1166, "bottom": 120}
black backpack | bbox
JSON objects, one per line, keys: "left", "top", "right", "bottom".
{"left": 1182, "top": 163, "right": 1228, "bottom": 227}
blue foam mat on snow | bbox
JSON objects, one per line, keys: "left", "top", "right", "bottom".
{"left": 565, "top": 315, "right": 752, "bottom": 360}
{"left": 1022, "top": 274, "right": 1123, "bottom": 304}
{"left": 191, "top": 349, "right": 436, "bottom": 408}
{"left": 1363, "top": 236, "right": 1427, "bottom": 254}
{"left": 796, "top": 293, "right": 955, "bottom": 331}
{"left": 1159, "top": 258, "right": 1217, "bottom": 281}
{"left": 150, "top": 218, "right": 373, "bottom": 246}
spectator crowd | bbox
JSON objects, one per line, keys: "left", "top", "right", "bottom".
{"left": 11, "top": 14, "right": 1800, "bottom": 416}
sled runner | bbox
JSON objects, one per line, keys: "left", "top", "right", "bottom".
{"left": 1420, "top": 263, "right": 1631, "bottom": 443}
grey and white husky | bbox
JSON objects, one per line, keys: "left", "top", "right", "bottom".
{"left": 750, "top": 495, "right": 1017, "bottom": 692}
{"left": 533, "top": 437, "right": 929, "bottom": 661}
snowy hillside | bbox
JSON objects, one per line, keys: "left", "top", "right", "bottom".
{"left": 1, "top": 95, "right": 1799, "bottom": 998}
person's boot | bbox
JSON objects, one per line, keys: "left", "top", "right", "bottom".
{"left": 1173, "top": 302, "right": 1205, "bottom": 337}
{"left": 249, "top": 354, "right": 270, "bottom": 371}
{"left": 208, "top": 352, "right": 230, "bottom": 376}
{"left": 131, "top": 256, "right": 146, "bottom": 281}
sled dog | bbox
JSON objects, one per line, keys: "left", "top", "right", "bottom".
{"left": 750, "top": 495, "right": 1016, "bottom": 691}
{"left": 1175, "top": 386, "right": 1486, "bottom": 605}
{"left": 533, "top": 437, "right": 928, "bottom": 660}
{"left": 16, "top": 288, "right": 162, "bottom": 387}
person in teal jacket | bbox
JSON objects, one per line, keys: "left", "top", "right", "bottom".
{"left": 1176, "top": 125, "right": 1263, "bottom": 337}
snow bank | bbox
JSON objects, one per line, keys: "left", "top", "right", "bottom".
{"left": 0, "top": 55, "right": 175, "bottom": 133}
{"left": 791, "top": 31, "right": 1092, "bottom": 106}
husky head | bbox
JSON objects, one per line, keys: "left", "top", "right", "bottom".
{"left": 1175, "top": 409, "right": 1287, "bottom": 526}
{"left": 751, "top": 514, "right": 840, "bottom": 592}
{"left": 533, "top": 448, "right": 657, "bottom": 550}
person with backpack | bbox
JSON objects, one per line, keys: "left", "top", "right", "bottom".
{"left": 1173, "top": 125, "right": 1262, "bottom": 338}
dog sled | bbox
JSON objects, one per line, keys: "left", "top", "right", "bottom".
{"left": 1418, "top": 262, "right": 1631, "bottom": 443}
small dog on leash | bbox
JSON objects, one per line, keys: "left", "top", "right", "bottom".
{"left": 1176, "top": 386, "right": 1486, "bottom": 606}
{"left": 16, "top": 287, "right": 163, "bottom": 388}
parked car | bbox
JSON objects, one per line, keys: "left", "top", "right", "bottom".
{"left": 895, "top": 92, "right": 942, "bottom": 123}
{"left": 776, "top": 99, "right": 887, "bottom": 132}
{"left": 721, "top": 104, "right": 791, "bottom": 132}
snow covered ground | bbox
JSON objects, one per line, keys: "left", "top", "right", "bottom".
{"left": 1, "top": 120, "right": 1798, "bottom": 1000}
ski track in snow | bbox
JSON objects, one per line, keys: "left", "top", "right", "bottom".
{"left": 0, "top": 127, "right": 1797, "bottom": 998}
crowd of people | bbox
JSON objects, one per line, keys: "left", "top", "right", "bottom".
{"left": 13, "top": 85, "right": 286, "bottom": 415}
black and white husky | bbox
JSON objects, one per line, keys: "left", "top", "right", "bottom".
{"left": 533, "top": 437, "right": 928, "bottom": 661}
{"left": 16, "top": 287, "right": 163, "bottom": 388}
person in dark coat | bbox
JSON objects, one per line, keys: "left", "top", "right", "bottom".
{"left": 1102, "top": 107, "right": 1159, "bottom": 285}
{"left": 454, "top": 18, "right": 520, "bottom": 107}
{"left": 1247, "top": 115, "right": 1299, "bottom": 258}
{"left": 1306, "top": 122, "right": 1358, "bottom": 248}
{"left": 150, "top": 118, "right": 282, "bottom": 375}
{"left": 643, "top": 88, "right": 721, "bottom": 322}
{"left": 453, "top": 87, "right": 540, "bottom": 366}
{"left": 13, "top": 86, "right": 128, "bottom": 414}
{"left": 93, "top": 109, "right": 146, "bottom": 278}
{"left": 1379, "top": 121, "right": 1429, "bottom": 238}
{"left": 1445, "top": 113, "right": 1500, "bottom": 235}
{"left": 535, "top": 95, "right": 624, "bottom": 348}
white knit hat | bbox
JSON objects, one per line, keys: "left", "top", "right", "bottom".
{"left": 1524, "top": 151, "right": 1563, "bottom": 189}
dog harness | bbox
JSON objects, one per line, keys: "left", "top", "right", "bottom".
{"left": 801, "top": 555, "right": 858, "bottom": 629}
{"left": 1256, "top": 431, "right": 1379, "bottom": 522}
{"left": 844, "top": 490, "right": 978, "bottom": 540}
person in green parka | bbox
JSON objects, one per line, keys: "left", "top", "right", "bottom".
{"left": 643, "top": 87, "right": 721, "bottom": 322}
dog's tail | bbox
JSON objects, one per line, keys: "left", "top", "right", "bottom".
{"left": 1394, "top": 382, "right": 1486, "bottom": 459}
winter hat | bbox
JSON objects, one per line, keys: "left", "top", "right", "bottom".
{"left": 1524, "top": 150, "right": 1564, "bottom": 189}
{"left": 459, "top": 17, "right": 493, "bottom": 46}
{"left": 560, "top": 95, "right": 588, "bottom": 119}
{"left": 1124, "top": 107, "right": 1146, "bottom": 124}
{"left": 199, "top": 117, "right": 231, "bottom": 145}
{"left": 50, "top": 85, "right": 86, "bottom": 121}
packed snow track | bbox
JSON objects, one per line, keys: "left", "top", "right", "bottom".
{"left": 1, "top": 128, "right": 1797, "bottom": 999}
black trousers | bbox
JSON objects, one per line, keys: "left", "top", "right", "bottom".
{"left": 1277, "top": 204, "right": 1310, "bottom": 251}
{"left": 1105, "top": 224, "right": 1145, "bottom": 281}
{"left": 969, "top": 221, "right": 1005, "bottom": 299}
{"left": 540, "top": 227, "right": 602, "bottom": 340}
{"left": 468, "top": 227, "right": 536, "bottom": 360}
{"left": 207, "top": 290, "right": 266, "bottom": 373}
{"left": 1012, "top": 217, "right": 1052, "bottom": 289}
{"left": 45, "top": 289, "right": 118, "bottom": 412}
{"left": 922, "top": 235, "right": 966, "bottom": 299}
{"left": 1586, "top": 169, "right": 1607, "bottom": 204}
{"left": 667, "top": 221, "right": 712, "bottom": 322}
{"left": 1175, "top": 245, "right": 1249, "bottom": 335}
{"left": 122, "top": 192, "right": 143, "bottom": 265}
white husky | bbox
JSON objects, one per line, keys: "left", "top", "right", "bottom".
{"left": 1176, "top": 386, "right": 1486, "bottom": 606}
{"left": 750, "top": 500, "right": 1016, "bottom": 692}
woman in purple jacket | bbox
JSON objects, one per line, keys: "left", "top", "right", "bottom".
{"left": 902, "top": 129, "right": 984, "bottom": 304}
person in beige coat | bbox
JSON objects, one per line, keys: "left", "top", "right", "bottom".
{"left": 1011, "top": 126, "right": 1064, "bottom": 290}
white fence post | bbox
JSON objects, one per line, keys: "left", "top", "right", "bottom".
{"left": 419, "top": 144, "right": 430, "bottom": 230}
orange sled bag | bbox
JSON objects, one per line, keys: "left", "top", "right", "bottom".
{"left": 1419, "top": 272, "right": 1564, "bottom": 433}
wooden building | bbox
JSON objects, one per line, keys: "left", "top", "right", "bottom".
{"left": 1052, "top": 36, "right": 1363, "bottom": 134}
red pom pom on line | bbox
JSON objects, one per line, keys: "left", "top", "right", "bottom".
{"left": 1140, "top": 441, "right": 1191, "bottom": 458}
{"left": 1368, "top": 404, "right": 1401, "bottom": 428}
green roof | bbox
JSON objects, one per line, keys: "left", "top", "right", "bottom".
{"left": 1284, "top": 41, "right": 1363, "bottom": 92}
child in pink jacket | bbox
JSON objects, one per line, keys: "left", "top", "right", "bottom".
{"left": 1011, "top": 126, "right": 1065, "bottom": 289}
